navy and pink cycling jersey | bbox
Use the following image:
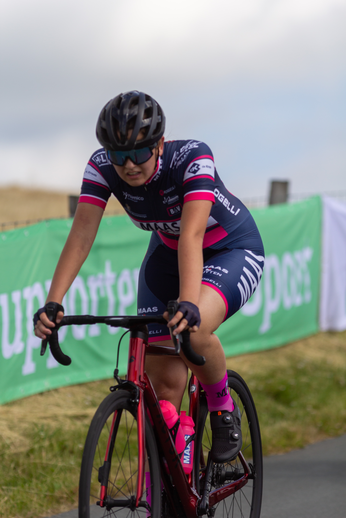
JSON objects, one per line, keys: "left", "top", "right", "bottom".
{"left": 79, "top": 140, "right": 262, "bottom": 252}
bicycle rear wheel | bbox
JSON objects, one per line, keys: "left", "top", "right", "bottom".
{"left": 79, "top": 389, "right": 161, "bottom": 518}
{"left": 194, "top": 370, "right": 263, "bottom": 518}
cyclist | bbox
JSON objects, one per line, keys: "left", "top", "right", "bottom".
{"left": 34, "top": 90, "right": 264, "bottom": 463}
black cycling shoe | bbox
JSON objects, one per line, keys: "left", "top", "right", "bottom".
{"left": 209, "top": 404, "right": 242, "bottom": 463}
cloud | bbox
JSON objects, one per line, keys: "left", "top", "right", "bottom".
{"left": 0, "top": 0, "right": 345, "bottom": 198}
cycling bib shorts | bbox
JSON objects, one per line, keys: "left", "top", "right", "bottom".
{"left": 138, "top": 232, "right": 265, "bottom": 342}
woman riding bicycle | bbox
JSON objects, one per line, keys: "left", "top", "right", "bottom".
{"left": 34, "top": 90, "right": 264, "bottom": 463}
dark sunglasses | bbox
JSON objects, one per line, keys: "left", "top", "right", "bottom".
{"left": 107, "top": 145, "right": 156, "bottom": 166}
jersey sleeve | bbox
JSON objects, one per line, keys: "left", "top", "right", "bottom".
{"left": 182, "top": 142, "right": 216, "bottom": 204}
{"left": 79, "top": 151, "right": 112, "bottom": 210}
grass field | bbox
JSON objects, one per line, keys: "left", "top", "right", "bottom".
{"left": 0, "top": 187, "right": 345, "bottom": 517}
{"left": 0, "top": 331, "right": 345, "bottom": 518}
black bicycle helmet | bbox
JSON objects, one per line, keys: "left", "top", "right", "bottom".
{"left": 96, "top": 91, "right": 166, "bottom": 151}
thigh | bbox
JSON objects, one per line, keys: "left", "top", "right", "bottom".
{"left": 138, "top": 235, "right": 179, "bottom": 342}
{"left": 145, "top": 350, "right": 188, "bottom": 408}
{"left": 202, "top": 248, "right": 265, "bottom": 321}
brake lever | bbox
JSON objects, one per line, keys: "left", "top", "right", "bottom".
{"left": 166, "top": 300, "right": 206, "bottom": 366}
{"left": 40, "top": 338, "right": 48, "bottom": 356}
{"left": 167, "top": 300, "right": 181, "bottom": 355}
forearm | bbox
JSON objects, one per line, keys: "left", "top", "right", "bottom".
{"left": 178, "top": 233, "right": 204, "bottom": 304}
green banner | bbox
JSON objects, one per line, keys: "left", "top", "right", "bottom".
{"left": 217, "top": 195, "right": 322, "bottom": 356}
{"left": 0, "top": 216, "right": 150, "bottom": 405}
{"left": 0, "top": 196, "right": 322, "bottom": 405}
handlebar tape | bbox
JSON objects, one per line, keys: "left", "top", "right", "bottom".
{"left": 44, "top": 302, "right": 71, "bottom": 366}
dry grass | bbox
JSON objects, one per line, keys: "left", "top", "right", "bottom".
{"left": 1, "top": 331, "right": 345, "bottom": 455}
{"left": 0, "top": 332, "right": 345, "bottom": 517}
{"left": 228, "top": 329, "right": 346, "bottom": 376}
{"left": 227, "top": 331, "right": 346, "bottom": 455}
{"left": 0, "top": 186, "right": 124, "bottom": 230}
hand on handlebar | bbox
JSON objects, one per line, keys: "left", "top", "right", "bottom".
{"left": 165, "top": 300, "right": 201, "bottom": 336}
{"left": 33, "top": 303, "right": 64, "bottom": 339}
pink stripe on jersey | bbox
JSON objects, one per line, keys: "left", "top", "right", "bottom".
{"left": 203, "top": 226, "right": 228, "bottom": 247}
{"left": 158, "top": 224, "right": 227, "bottom": 250}
{"left": 88, "top": 160, "right": 104, "bottom": 177}
{"left": 83, "top": 179, "right": 110, "bottom": 190}
{"left": 201, "top": 282, "right": 228, "bottom": 321}
{"left": 79, "top": 195, "right": 107, "bottom": 210}
{"left": 184, "top": 191, "right": 215, "bottom": 203}
{"left": 145, "top": 157, "right": 161, "bottom": 184}
{"left": 148, "top": 334, "right": 172, "bottom": 343}
{"left": 187, "top": 155, "right": 214, "bottom": 166}
{"left": 183, "top": 175, "right": 215, "bottom": 185}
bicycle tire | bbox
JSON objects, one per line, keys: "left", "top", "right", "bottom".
{"left": 79, "top": 390, "right": 161, "bottom": 518}
{"left": 194, "top": 370, "right": 263, "bottom": 518}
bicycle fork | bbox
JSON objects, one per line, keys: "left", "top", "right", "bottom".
{"left": 98, "top": 328, "right": 148, "bottom": 510}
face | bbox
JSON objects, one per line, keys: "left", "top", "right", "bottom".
{"left": 112, "top": 137, "right": 164, "bottom": 186}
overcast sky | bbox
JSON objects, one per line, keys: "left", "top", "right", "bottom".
{"left": 0, "top": 0, "right": 345, "bottom": 202}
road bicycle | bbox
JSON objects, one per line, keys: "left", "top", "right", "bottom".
{"left": 42, "top": 301, "right": 263, "bottom": 518}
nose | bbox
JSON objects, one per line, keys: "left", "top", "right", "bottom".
{"left": 123, "top": 157, "right": 136, "bottom": 167}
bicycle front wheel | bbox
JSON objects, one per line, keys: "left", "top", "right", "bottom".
{"left": 194, "top": 370, "right": 263, "bottom": 518}
{"left": 79, "top": 390, "right": 161, "bottom": 518}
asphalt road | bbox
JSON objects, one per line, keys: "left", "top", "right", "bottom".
{"left": 49, "top": 434, "right": 346, "bottom": 518}
{"left": 261, "top": 433, "right": 346, "bottom": 518}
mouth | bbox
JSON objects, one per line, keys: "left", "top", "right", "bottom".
{"left": 126, "top": 171, "right": 141, "bottom": 177}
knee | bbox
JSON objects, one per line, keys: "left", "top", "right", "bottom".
{"left": 146, "top": 357, "right": 188, "bottom": 407}
{"left": 190, "top": 327, "right": 215, "bottom": 352}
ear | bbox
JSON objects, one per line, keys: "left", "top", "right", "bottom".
{"left": 158, "top": 137, "right": 165, "bottom": 156}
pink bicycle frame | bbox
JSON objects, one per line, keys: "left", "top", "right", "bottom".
{"left": 99, "top": 329, "right": 251, "bottom": 517}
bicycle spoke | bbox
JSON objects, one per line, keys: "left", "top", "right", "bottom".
{"left": 79, "top": 391, "right": 161, "bottom": 518}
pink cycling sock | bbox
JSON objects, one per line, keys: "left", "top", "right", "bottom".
{"left": 200, "top": 372, "right": 234, "bottom": 413}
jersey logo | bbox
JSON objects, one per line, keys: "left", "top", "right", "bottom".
{"left": 139, "top": 221, "right": 180, "bottom": 234}
{"left": 167, "top": 204, "right": 182, "bottom": 217}
{"left": 160, "top": 186, "right": 176, "bottom": 196}
{"left": 214, "top": 189, "right": 241, "bottom": 216}
{"left": 163, "top": 195, "right": 179, "bottom": 205}
{"left": 123, "top": 191, "right": 144, "bottom": 202}
{"left": 93, "top": 153, "right": 108, "bottom": 166}
{"left": 188, "top": 163, "right": 200, "bottom": 174}
{"left": 184, "top": 157, "right": 215, "bottom": 182}
{"left": 170, "top": 140, "right": 201, "bottom": 168}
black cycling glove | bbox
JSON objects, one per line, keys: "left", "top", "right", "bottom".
{"left": 33, "top": 302, "right": 64, "bottom": 328}
{"left": 177, "top": 301, "right": 201, "bottom": 328}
